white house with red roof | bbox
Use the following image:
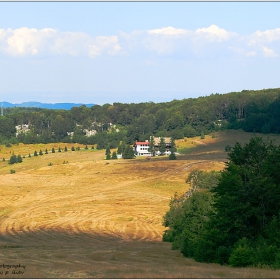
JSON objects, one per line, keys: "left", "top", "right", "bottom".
{"left": 134, "top": 140, "right": 151, "bottom": 156}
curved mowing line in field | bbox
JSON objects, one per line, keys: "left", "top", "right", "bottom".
{"left": 0, "top": 159, "right": 220, "bottom": 246}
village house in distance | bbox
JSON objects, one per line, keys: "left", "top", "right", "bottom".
{"left": 133, "top": 137, "right": 172, "bottom": 157}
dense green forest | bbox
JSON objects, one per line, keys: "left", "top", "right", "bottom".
{"left": 1, "top": 88, "right": 280, "bottom": 147}
{"left": 163, "top": 137, "right": 280, "bottom": 268}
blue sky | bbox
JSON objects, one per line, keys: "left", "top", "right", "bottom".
{"left": 0, "top": 1, "right": 280, "bottom": 105}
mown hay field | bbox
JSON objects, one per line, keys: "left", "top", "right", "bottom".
{"left": 0, "top": 130, "right": 280, "bottom": 278}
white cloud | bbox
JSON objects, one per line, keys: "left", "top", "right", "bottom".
{"left": 3, "top": 27, "right": 40, "bottom": 56}
{"left": 195, "top": 24, "right": 237, "bottom": 42}
{"left": 262, "top": 46, "right": 278, "bottom": 57}
{"left": 228, "top": 46, "right": 257, "bottom": 57}
{"left": 148, "top": 26, "right": 189, "bottom": 36}
{"left": 253, "top": 28, "right": 280, "bottom": 43}
{"left": 88, "top": 36, "right": 123, "bottom": 58}
{"left": 121, "top": 25, "right": 238, "bottom": 57}
{"left": 0, "top": 27, "right": 122, "bottom": 58}
{"left": 0, "top": 25, "right": 280, "bottom": 60}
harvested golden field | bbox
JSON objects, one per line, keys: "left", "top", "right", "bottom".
{"left": 0, "top": 131, "right": 280, "bottom": 278}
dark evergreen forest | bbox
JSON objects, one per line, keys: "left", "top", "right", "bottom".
{"left": 1, "top": 88, "right": 280, "bottom": 147}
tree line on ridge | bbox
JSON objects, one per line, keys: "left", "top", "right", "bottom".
{"left": 1, "top": 88, "right": 280, "bottom": 147}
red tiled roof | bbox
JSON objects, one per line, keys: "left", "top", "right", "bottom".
{"left": 135, "top": 142, "right": 150, "bottom": 145}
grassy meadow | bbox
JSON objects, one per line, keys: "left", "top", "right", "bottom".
{"left": 0, "top": 130, "right": 280, "bottom": 278}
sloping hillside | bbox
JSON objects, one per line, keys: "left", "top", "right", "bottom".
{"left": 0, "top": 131, "right": 279, "bottom": 278}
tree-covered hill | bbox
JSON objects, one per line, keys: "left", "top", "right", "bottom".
{"left": 1, "top": 87, "right": 280, "bottom": 146}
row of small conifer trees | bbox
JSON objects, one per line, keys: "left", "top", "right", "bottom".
{"left": 7, "top": 145, "right": 93, "bottom": 164}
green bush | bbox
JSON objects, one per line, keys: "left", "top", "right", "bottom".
{"left": 229, "top": 238, "right": 254, "bottom": 267}
{"left": 162, "top": 229, "right": 174, "bottom": 242}
{"left": 273, "top": 251, "right": 280, "bottom": 269}
{"left": 225, "top": 145, "right": 231, "bottom": 152}
{"left": 169, "top": 152, "right": 177, "bottom": 160}
{"left": 10, "top": 169, "right": 16, "bottom": 174}
{"left": 215, "top": 246, "right": 232, "bottom": 265}
{"left": 252, "top": 238, "right": 279, "bottom": 267}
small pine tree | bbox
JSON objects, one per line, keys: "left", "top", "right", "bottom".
{"left": 149, "top": 136, "right": 155, "bottom": 156}
{"left": 9, "top": 155, "right": 17, "bottom": 164}
{"left": 39, "top": 149, "right": 43, "bottom": 155}
{"left": 45, "top": 148, "right": 48, "bottom": 154}
{"left": 105, "top": 146, "right": 111, "bottom": 160}
{"left": 2, "top": 157, "right": 5, "bottom": 161}
{"left": 52, "top": 147, "right": 55, "bottom": 153}
{"left": 64, "top": 146, "right": 68, "bottom": 152}
{"left": 17, "top": 155, "right": 23, "bottom": 163}
{"left": 117, "top": 144, "right": 123, "bottom": 155}
{"left": 111, "top": 151, "right": 117, "bottom": 159}
{"left": 85, "top": 145, "right": 88, "bottom": 150}
{"left": 71, "top": 146, "right": 75, "bottom": 151}
{"left": 159, "top": 137, "right": 166, "bottom": 155}
{"left": 170, "top": 137, "right": 177, "bottom": 153}
{"left": 28, "top": 153, "right": 31, "bottom": 158}
{"left": 123, "top": 145, "right": 135, "bottom": 159}
{"left": 58, "top": 147, "right": 61, "bottom": 152}
{"left": 169, "top": 152, "right": 177, "bottom": 160}
{"left": 34, "top": 150, "right": 38, "bottom": 156}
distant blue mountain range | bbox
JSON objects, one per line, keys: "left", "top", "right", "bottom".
{"left": 2, "top": 101, "right": 95, "bottom": 110}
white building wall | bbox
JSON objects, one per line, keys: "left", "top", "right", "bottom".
{"left": 135, "top": 143, "right": 151, "bottom": 156}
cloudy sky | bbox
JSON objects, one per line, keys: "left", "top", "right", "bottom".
{"left": 0, "top": 1, "right": 280, "bottom": 105}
